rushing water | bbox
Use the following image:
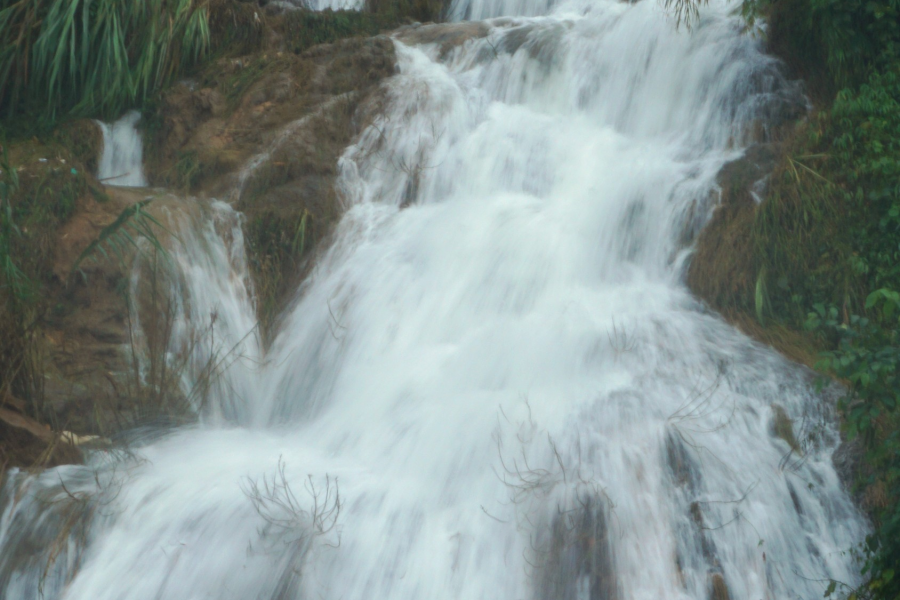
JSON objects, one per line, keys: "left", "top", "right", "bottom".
{"left": 269, "top": 0, "right": 362, "bottom": 11}
{"left": 97, "top": 110, "right": 148, "bottom": 187}
{"left": 0, "top": 0, "right": 867, "bottom": 599}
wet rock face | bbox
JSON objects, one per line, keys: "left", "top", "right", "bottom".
{"left": 714, "top": 144, "right": 779, "bottom": 202}
{"left": 395, "top": 21, "right": 491, "bottom": 59}
{"left": 144, "top": 35, "right": 397, "bottom": 330}
{"left": 709, "top": 572, "right": 731, "bottom": 600}
{"left": 145, "top": 36, "right": 396, "bottom": 196}
{"left": 534, "top": 497, "right": 618, "bottom": 600}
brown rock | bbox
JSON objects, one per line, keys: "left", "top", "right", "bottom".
{"left": 709, "top": 573, "right": 731, "bottom": 600}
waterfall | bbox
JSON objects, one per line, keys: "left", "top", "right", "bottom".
{"left": 97, "top": 110, "right": 148, "bottom": 187}
{"left": 0, "top": 1, "right": 867, "bottom": 599}
{"left": 267, "top": 0, "right": 365, "bottom": 11}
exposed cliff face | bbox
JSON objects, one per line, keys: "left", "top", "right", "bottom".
{"left": 145, "top": 37, "right": 396, "bottom": 193}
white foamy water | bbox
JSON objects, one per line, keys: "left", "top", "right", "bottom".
{"left": 0, "top": 1, "right": 866, "bottom": 599}
{"left": 126, "top": 201, "right": 264, "bottom": 422}
{"left": 97, "top": 110, "right": 148, "bottom": 187}
{"left": 268, "top": 0, "right": 365, "bottom": 11}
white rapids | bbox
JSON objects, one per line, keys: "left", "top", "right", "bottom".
{"left": 97, "top": 110, "right": 148, "bottom": 187}
{"left": 0, "top": 0, "right": 867, "bottom": 599}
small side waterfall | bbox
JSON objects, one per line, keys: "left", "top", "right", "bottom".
{"left": 97, "top": 110, "right": 148, "bottom": 187}
{"left": 0, "top": 1, "right": 869, "bottom": 599}
{"left": 267, "top": 0, "right": 365, "bottom": 11}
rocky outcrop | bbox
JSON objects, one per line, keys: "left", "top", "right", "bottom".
{"left": 688, "top": 143, "right": 778, "bottom": 319}
{"left": 0, "top": 127, "right": 134, "bottom": 467}
{"left": 686, "top": 143, "right": 824, "bottom": 368}
{"left": 395, "top": 21, "right": 490, "bottom": 59}
{"left": 2, "top": 33, "right": 401, "bottom": 466}
{"left": 145, "top": 35, "right": 397, "bottom": 331}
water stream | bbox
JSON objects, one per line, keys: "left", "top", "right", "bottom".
{"left": 97, "top": 110, "right": 148, "bottom": 187}
{"left": 0, "top": 1, "right": 867, "bottom": 599}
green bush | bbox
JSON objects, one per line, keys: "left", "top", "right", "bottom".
{"left": 754, "top": 65, "right": 900, "bottom": 321}
{"left": 830, "top": 67, "right": 900, "bottom": 288}
{"left": 808, "top": 291, "right": 900, "bottom": 600}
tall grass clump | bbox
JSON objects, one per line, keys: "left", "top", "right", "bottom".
{"left": 0, "top": 0, "right": 212, "bottom": 123}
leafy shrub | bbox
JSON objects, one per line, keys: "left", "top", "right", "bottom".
{"left": 752, "top": 65, "right": 900, "bottom": 321}
{"left": 808, "top": 290, "right": 900, "bottom": 600}
{"left": 830, "top": 67, "right": 900, "bottom": 288}
{"left": 808, "top": 291, "right": 900, "bottom": 443}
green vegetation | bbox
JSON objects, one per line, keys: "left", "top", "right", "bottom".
{"left": 1, "top": 143, "right": 86, "bottom": 407}
{"left": 282, "top": 9, "right": 392, "bottom": 53}
{"left": 0, "top": 149, "right": 27, "bottom": 303}
{"left": 0, "top": 0, "right": 445, "bottom": 131}
{"left": 691, "top": 0, "right": 900, "bottom": 596}
{"left": 763, "top": 0, "right": 899, "bottom": 96}
{"left": 278, "top": 0, "right": 447, "bottom": 55}
{"left": 365, "top": 0, "right": 446, "bottom": 23}
{"left": 0, "top": 0, "right": 212, "bottom": 125}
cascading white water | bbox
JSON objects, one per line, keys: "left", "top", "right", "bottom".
{"left": 0, "top": 1, "right": 868, "bottom": 599}
{"left": 97, "top": 110, "right": 148, "bottom": 187}
{"left": 268, "top": 0, "right": 365, "bottom": 11}
{"left": 126, "top": 201, "right": 264, "bottom": 423}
